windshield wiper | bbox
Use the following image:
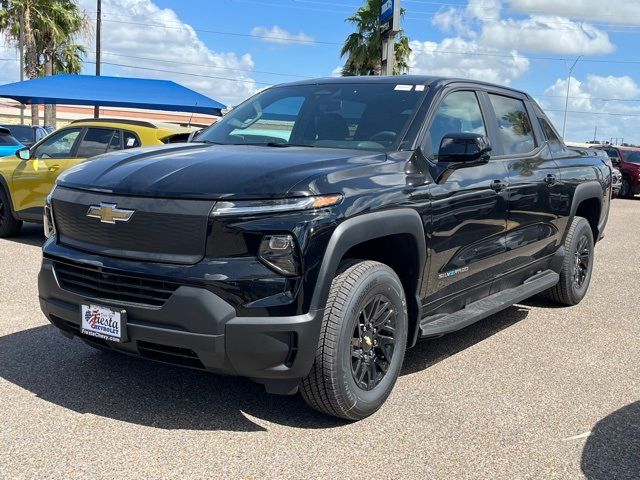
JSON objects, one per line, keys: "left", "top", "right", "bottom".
{"left": 237, "top": 142, "right": 316, "bottom": 148}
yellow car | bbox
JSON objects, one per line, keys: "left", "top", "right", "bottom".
{"left": 0, "top": 118, "right": 192, "bottom": 237}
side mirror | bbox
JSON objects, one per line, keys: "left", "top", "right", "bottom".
{"left": 16, "top": 147, "right": 31, "bottom": 161}
{"left": 437, "top": 132, "right": 492, "bottom": 165}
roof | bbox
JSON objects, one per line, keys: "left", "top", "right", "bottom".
{"left": 278, "top": 75, "right": 530, "bottom": 97}
{"left": 62, "top": 118, "right": 191, "bottom": 134}
{"left": 0, "top": 74, "right": 225, "bottom": 116}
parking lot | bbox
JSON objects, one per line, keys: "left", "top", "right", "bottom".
{"left": 0, "top": 200, "right": 638, "bottom": 479}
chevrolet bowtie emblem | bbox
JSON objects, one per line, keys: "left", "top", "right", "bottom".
{"left": 86, "top": 203, "right": 135, "bottom": 224}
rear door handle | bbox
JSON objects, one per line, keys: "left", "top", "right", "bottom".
{"left": 490, "top": 179, "right": 505, "bottom": 191}
{"left": 545, "top": 174, "right": 557, "bottom": 185}
{"left": 48, "top": 165, "right": 61, "bottom": 172}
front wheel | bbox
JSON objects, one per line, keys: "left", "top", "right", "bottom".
{"left": 0, "top": 188, "right": 22, "bottom": 238}
{"left": 300, "top": 261, "right": 408, "bottom": 420}
{"left": 546, "top": 217, "right": 594, "bottom": 306}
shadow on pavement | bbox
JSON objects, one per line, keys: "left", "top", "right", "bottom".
{"left": 402, "top": 305, "right": 530, "bottom": 375}
{"left": 0, "top": 306, "right": 529, "bottom": 432}
{"left": 1, "top": 223, "right": 45, "bottom": 248}
{"left": 581, "top": 401, "right": 640, "bottom": 480}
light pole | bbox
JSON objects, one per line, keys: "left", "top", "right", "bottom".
{"left": 18, "top": 5, "right": 24, "bottom": 123}
{"left": 94, "top": 0, "right": 102, "bottom": 118}
{"left": 562, "top": 55, "right": 582, "bottom": 139}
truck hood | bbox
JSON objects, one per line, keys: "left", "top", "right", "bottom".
{"left": 57, "top": 143, "right": 387, "bottom": 199}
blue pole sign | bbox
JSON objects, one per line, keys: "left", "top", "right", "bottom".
{"left": 380, "top": 0, "right": 399, "bottom": 35}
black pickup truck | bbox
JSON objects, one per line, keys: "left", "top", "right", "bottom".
{"left": 38, "top": 76, "right": 611, "bottom": 420}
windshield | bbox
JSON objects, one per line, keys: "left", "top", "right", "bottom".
{"left": 197, "top": 83, "right": 425, "bottom": 151}
{"left": 2, "top": 126, "right": 34, "bottom": 143}
{"left": 621, "top": 150, "right": 640, "bottom": 163}
{"left": 0, "top": 133, "right": 20, "bottom": 146}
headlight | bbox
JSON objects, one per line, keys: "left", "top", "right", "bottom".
{"left": 210, "top": 194, "right": 343, "bottom": 217}
{"left": 258, "top": 234, "right": 300, "bottom": 276}
{"left": 43, "top": 193, "right": 56, "bottom": 239}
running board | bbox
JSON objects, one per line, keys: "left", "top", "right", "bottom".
{"left": 419, "top": 270, "right": 559, "bottom": 337}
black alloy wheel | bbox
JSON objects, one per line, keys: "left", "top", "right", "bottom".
{"left": 350, "top": 294, "right": 397, "bottom": 391}
{"left": 300, "top": 260, "right": 408, "bottom": 420}
{"left": 545, "top": 216, "right": 594, "bottom": 306}
{"left": 573, "top": 235, "right": 591, "bottom": 290}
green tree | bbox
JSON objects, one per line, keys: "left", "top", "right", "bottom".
{"left": 0, "top": 0, "right": 87, "bottom": 126}
{"left": 341, "top": 0, "right": 411, "bottom": 76}
{"left": 34, "top": 0, "right": 88, "bottom": 126}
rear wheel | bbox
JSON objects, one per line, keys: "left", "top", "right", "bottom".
{"left": 546, "top": 217, "right": 594, "bottom": 306}
{"left": 0, "top": 187, "right": 22, "bottom": 238}
{"left": 620, "top": 176, "right": 633, "bottom": 198}
{"left": 300, "top": 260, "right": 408, "bottom": 420}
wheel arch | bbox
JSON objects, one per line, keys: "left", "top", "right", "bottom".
{"left": 309, "top": 208, "right": 427, "bottom": 346}
{"left": 569, "top": 181, "right": 604, "bottom": 242}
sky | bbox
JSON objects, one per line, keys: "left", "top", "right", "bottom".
{"left": 1, "top": 0, "right": 640, "bottom": 143}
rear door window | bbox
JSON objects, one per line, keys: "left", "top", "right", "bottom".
{"left": 488, "top": 94, "right": 536, "bottom": 155}
{"left": 123, "top": 131, "right": 141, "bottom": 149}
{"left": 538, "top": 117, "right": 566, "bottom": 154}
{"left": 76, "top": 128, "right": 117, "bottom": 158}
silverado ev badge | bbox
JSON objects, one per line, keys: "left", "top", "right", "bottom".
{"left": 86, "top": 203, "right": 135, "bottom": 224}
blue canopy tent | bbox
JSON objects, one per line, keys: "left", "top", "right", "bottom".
{"left": 0, "top": 74, "right": 226, "bottom": 116}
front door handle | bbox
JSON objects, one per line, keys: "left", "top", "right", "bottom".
{"left": 490, "top": 179, "right": 505, "bottom": 191}
{"left": 48, "top": 165, "right": 61, "bottom": 172}
{"left": 545, "top": 174, "right": 557, "bottom": 185}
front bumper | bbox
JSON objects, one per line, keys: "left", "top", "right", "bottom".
{"left": 38, "top": 258, "right": 323, "bottom": 392}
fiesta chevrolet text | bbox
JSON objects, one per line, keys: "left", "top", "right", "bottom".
{"left": 38, "top": 76, "right": 611, "bottom": 420}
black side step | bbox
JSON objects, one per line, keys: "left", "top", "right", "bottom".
{"left": 419, "top": 270, "right": 559, "bottom": 337}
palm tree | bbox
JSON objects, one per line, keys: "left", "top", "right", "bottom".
{"left": 34, "top": 0, "right": 88, "bottom": 126}
{"left": 0, "top": 0, "right": 87, "bottom": 125}
{"left": 341, "top": 0, "right": 411, "bottom": 76}
{"left": 0, "top": 0, "right": 39, "bottom": 123}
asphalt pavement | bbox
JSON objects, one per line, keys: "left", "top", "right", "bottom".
{"left": 1, "top": 200, "right": 638, "bottom": 479}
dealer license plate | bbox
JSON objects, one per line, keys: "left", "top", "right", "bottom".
{"left": 81, "top": 304, "right": 126, "bottom": 343}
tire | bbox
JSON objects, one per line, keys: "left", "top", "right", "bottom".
{"left": 546, "top": 217, "right": 594, "bottom": 306}
{"left": 0, "top": 187, "right": 22, "bottom": 238}
{"left": 620, "top": 177, "right": 633, "bottom": 199}
{"left": 300, "top": 260, "right": 408, "bottom": 420}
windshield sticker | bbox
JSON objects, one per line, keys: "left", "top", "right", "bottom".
{"left": 394, "top": 85, "right": 413, "bottom": 91}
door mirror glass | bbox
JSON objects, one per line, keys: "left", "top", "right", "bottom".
{"left": 15, "top": 147, "right": 31, "bottom": 161}
{"left": 437, "top": 132, "right": 492, "bottom": 164}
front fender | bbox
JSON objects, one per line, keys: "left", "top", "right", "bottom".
{"left": 309, "top": 208, "right": 427, "bottom": 314}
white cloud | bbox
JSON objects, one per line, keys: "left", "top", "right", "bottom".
{"left": 250, "top": 26, "right": 314, "bottom": 45}
{"left": 537, "top": 75, "right": 640, "bottom": 144}
{"left": 409, "top": 38, "right": 529, "bottom": 85}
{"left": 78, "top": 0, "right": 258, "bottom": 106}
{"left": 506, "top": 0, "right": 640, "bottom": 25}
{"left": 0, "top": 33, "right": 21, "bottom": 86}
{"left": 478, "top": 16, "right": 614, "bottom": 55}
{"left": 431, "top": 0, "right": 615, "bottom": 55}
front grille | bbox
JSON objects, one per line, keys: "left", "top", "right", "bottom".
{"left": 54, "top": 260, "right": 180, "bottom": 307}
{"left": 52, "top": 187, "right": 214, "bottom": 265}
